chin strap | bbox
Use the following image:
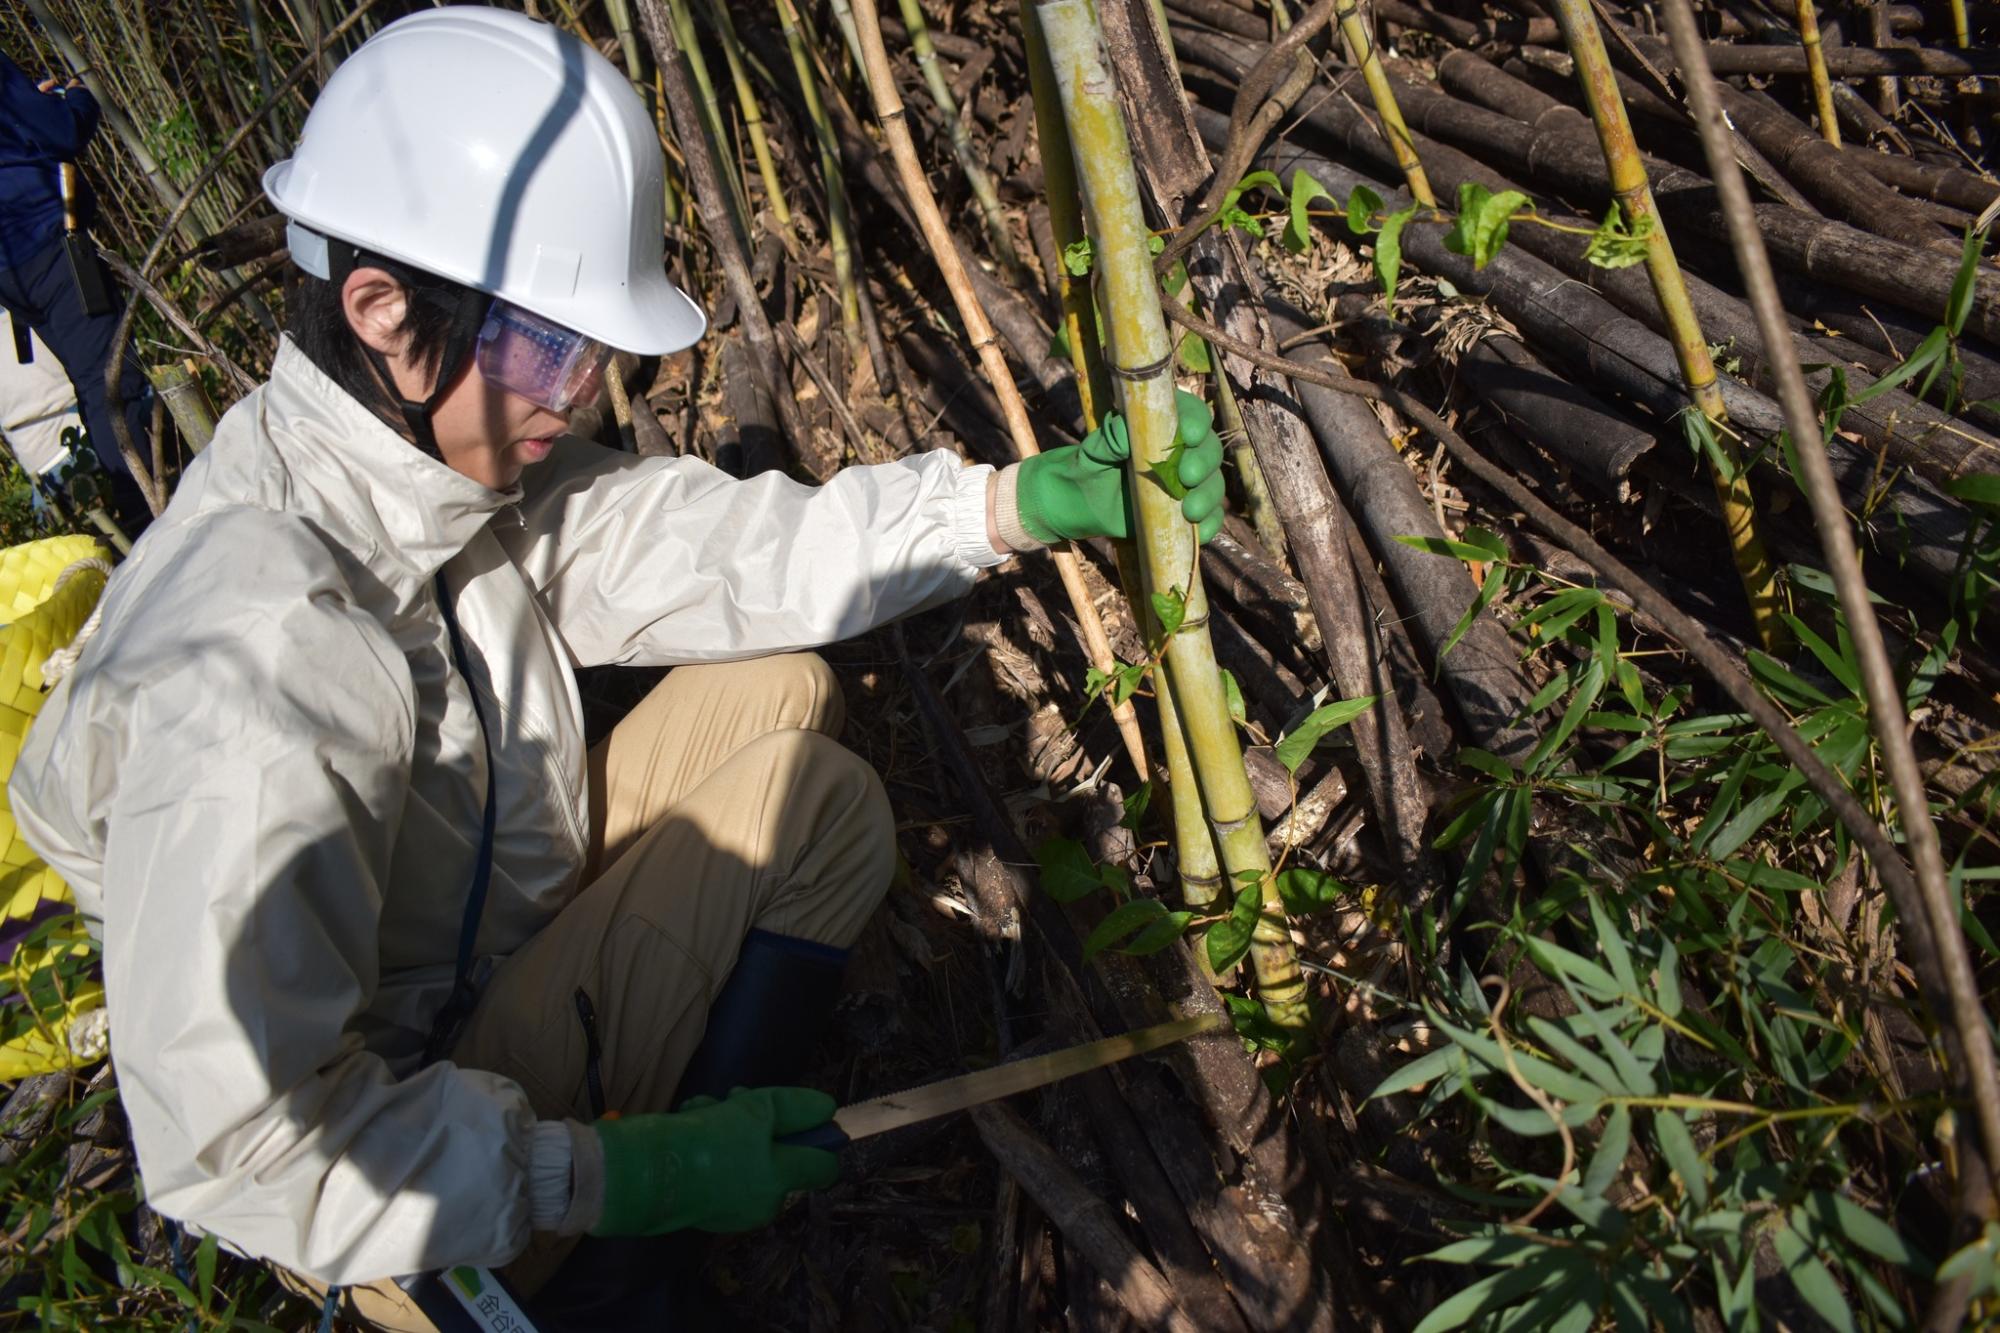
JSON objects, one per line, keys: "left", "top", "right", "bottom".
{"left": 329, "top": 240, "right": 491, "bottom": 459}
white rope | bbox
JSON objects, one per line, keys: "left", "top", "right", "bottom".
{"left": 39, "top": 557, "right": 115, "bottom": 688}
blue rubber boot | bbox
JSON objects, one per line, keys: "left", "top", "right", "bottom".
{"left": 527, "top": 930, "right": 848, "bottom": 1331}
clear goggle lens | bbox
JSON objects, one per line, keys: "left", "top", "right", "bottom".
{"left": 475, "top": 300, "right": 610, "bottom": 413}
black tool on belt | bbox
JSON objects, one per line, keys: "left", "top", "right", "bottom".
{"left": 58, "top": 162, "right": 113, "bottom": 317}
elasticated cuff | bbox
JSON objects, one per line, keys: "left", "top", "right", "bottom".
{"left": 950, "top": 463, "right": 1009, "bottom": 567}
{"left": 528, "top": 1118, "right": 603, "bottom": 1236}
{"left": 994, "top": 464, "right": 1046, "bottom": 553}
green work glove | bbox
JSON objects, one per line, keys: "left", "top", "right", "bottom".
{"left": 590, "top": 1086, "right": 841, "bottom": 1236}
{"left": 1014, "top": 389, "right": 1226, "bottom": 545}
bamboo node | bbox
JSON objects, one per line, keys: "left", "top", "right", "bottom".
{"left": 1111, "top": 351, "right": 1175, "bottom": 382}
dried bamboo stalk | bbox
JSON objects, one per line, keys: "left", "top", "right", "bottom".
{"left": 1040, "top": 0, "right": 1309, "bottom": 1033}
{"left": 846, "top": 0, "right": 1152, "bottom": 782}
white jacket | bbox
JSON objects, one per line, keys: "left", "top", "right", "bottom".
{"left": 8, "top": 338, "right": 1003, "bottom": 1282}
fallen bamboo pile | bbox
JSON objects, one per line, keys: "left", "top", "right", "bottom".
{"left": 8, "top": 0, "right": 2000, "bottom": 1326}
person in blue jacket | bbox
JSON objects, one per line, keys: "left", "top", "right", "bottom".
{"left": 0, "top": 50, "right": 152, "bottom": 532}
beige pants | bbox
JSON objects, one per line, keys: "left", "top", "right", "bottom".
{"left": 291, "top": 653, "right": 894, "bottom": 1331}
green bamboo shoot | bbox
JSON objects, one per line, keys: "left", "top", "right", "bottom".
{"left": 1039, "top": 0, "right": 1309, "bottom": 1034}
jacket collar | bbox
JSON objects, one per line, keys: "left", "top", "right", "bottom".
{"left": 259, "top": 336, "right": 520, "bottom": 587}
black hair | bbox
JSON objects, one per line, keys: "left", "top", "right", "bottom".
{"left": 285, "top": 253, "right": 486, "bottom": 428}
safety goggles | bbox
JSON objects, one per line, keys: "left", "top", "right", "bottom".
{"left": 475, "top": 299, "right": 611, "bottom": 414}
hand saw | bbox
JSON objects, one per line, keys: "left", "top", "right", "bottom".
{"left": 781, "top": 1011, "right": 1226, "bottom": 1151}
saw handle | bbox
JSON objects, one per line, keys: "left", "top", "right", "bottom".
{"left": 778, "top": 1121, "right": 850, "bottom": 1152}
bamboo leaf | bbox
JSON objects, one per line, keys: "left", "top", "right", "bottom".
{"left": 1798, "top": 1191, "right": 1932, "bottom": 1274}
{"left": 1582, "top": 1105, "right": 1632, "bottom": 1199}
{"left": 1587, "top": 892, "right": 1639, "bottom": 995}
{"left": 1412, "top": 1255, "right": 1571, "bottom": 1333}
{"left": 1774, "top": 1216, "right": 1859, "bottom": 1333}
{"left": 1443, "top": 182, "right": 1531, "bottom": 268}
{"left": 1652, "top": 1110, "right": 1708, "bottom": 1208}
{"left": 1442, "top": 564, "right": 1506, "bottom": 661}
{"left": 1946, "top": 224, "right": 1988, "bottom": 339}
{"left": 1275, "top": 695, "right": 1378, "bottom": 773}
{"left": 1369, "top": 1043, "right": 1466, "bottom": 1099}
{"left": 194, "top": 1231, "right": 217, "bottom": 1309}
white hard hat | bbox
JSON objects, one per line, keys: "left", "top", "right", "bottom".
{"left": 263, "top": 7, "right": 704, "bottom": 357}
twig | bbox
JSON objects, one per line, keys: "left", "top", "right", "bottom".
{"left": 1661, "top": 0, "right": 2000, "bottom": 1210}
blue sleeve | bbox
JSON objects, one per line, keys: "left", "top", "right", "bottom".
{"left": 0, "top": 54, "right": 100, "bottom": 157}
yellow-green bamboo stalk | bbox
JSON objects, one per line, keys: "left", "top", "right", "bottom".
{"left": 1949, "top": 0, "right": 1970, "bottom": 46}
{"left": 1020, "top": 0, "right": 1113, "bottom": 424}
{"left": 702, "top": 0, "right": 790, "bottom": 227}
{"left": 667, "top": 0, "right": 749, "bottom": 238}
{"left": 899, "top": 0, "right": 1027, "bottom": 278}
{"left": 827, "top": 0, "right": 872, "bottom": 77}
{"left": 777, "top": 0, "right": 865, "bottom": 363}
{"left": 603, "top": 0, "right": 651, "bottom": 107}
{"left": 848, "top": 0, "right": 1152, "bottom": 782}
{"left": 1333, "top": 0, "right": 1436, "bottom": 208}
{"left": 1040, "top": 0, "right": 1309, "bottom": 1034}
{"left": 1022, "top": 1, "right": 1170, "bottom": 804}
{"left": 1794, "top": 0, "right": 1841, "bottom": 146}
{"left": 1549, "top": 0, "right": 1784, "bottom": 653}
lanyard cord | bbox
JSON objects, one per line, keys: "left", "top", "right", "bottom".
{"left": 423, "top": 569, "right": 498, "bottom": 1066}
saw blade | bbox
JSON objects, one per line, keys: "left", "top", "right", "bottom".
{"left": 828, "top": 1012, "right": 1227, "bottom": 1143}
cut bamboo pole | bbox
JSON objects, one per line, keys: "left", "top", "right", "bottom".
{"left": 1792, "top": 0, "right": 1840, "bottom": 146}
{"left": 846, "top": 0, "right": 1152, "bottom": 784}
{"left": 776, "top": 0, "right": 866, "bottom": 366}
{"left": 1040, "top": 0, "right": 1309, "bottom": 1033}
{"left": 1662, "top": 0, "right": 2000, "bottom": 1222}
{"left": 1546, "top": 0, "right": 1784, "bottom": 654}
{"left": 701, "top": 0, "right": 790, "bottom": 227}
{"left": 897, "top": 0, "right": 1027, "bottom": 279}
{"left": 1333, "top": 0, "right": 1436, "bottom": 207}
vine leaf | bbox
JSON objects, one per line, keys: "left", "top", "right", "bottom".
{"left": 1584, "top": 204, "right": 1652, "bottom": 270}
{"left": 1377, "top": 205, "right": 1418, "bottom": 312}
{"left": 1205, "top": 880, "right": 1263, "bottom": 974}
{"left": 1284, "top": 170, "right": 1339, "bottom": 253}
{"left": 1443, "top": 182, "right": 1530, "bottom": 269}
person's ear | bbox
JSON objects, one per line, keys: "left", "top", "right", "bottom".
{"left": 341, "top": 268, "right": 410, "bottom": 357}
